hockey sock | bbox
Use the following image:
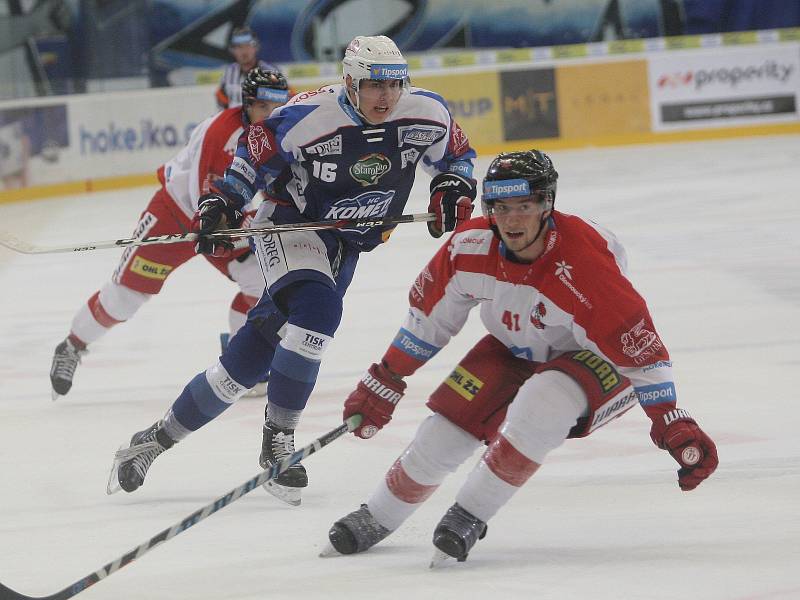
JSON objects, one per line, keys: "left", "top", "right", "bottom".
{"left": 265, "top": 281, "right": 343, "bottom": 412}
{"left": 455, "top": 437, "right": 540, "bottom": 523}
{"left": 367, "top": 414, "right": 481, "bottom": 531}
{"left": 266, "top": 403, "right": 302, "bottom": 430}
{"left": 70, "top": 283, "right": 149, "bottom": 345}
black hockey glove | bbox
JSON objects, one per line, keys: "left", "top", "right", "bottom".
{"left": 193, "top": 193, "right": 244, "bottom": 256}
{"left": 428, "top": 173, "right": 477, "bottom": 238}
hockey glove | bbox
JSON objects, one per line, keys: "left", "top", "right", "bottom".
{"left": 650, "top": 409, "right": 718, "bottom": 491}
{"left": 427, "top": 173, "right": 477, "bottom": 238}
{"left": 193, "top": 193, "right": 244, "bottom": 257}
{"left": 344, "top": 362, "right": 406, "bottom": 439}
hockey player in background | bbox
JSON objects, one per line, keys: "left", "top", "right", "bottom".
{"left": 216, "top": 27, "right": 282, "bottom": 110}
{"left": 49, "top": 69, "right": 291, "bottom": 400}
{"left": 326, "top": 150, "right": 718, "bottom": 563}
{"left": 107, "top": 35, "right": 477, "bottom": 505}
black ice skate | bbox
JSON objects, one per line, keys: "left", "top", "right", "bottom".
{"left": 259, "top": 421, "right": 307, "bottom": 506}
{"left": 49, "top": 338, "right": 87, "bottom": 400}
{"left": 430, "top": 503, "right": 487, "bottom": 567}
{"left": 106, "top": 421, "right": 176, "bottom": 494}
{"left": 321, "top": 504, "right": 392, "bottom": 557}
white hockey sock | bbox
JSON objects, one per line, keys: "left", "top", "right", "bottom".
{"left": 455, "top": 459, "right": 522, "bottom": 523}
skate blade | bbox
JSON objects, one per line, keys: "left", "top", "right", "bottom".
{"left": 51, "top": 389, "right": 64, "bottom": 402}
{"left": 105, "top": 443, "right": 127, "bottom": 495}
{"left": 429, "top": 549, "right": 455, "bottom": 569}
{"left": 318, "top": 542, "right": 341, "bottom": 558}
{"left": 262, "top": 480, "right": 302, "bottom": 506}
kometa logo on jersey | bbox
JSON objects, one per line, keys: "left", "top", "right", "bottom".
{"left": 247, "top": 125, "right": 272, "bottom": 163}
{"left": 324, "top": 189, "right": 395, "bottom": 221}
{"left": 350, "top": 153, "right": 391, "bottom": 186}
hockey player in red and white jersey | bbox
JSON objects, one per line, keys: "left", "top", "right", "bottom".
{"left": 49, "top": 68, "right": 290, "bottom": 400}
{"left": 326, "top": 150, "right": 718, "bottom": 563}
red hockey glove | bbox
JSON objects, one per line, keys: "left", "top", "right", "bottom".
{"left": 344, "top": 363, "right": 406, "bottom": 439}
{"left": 192, "top": 192, "right": 244, "bottom": 257}
{"left": 650, "top": 409, "right": 718, "bottom": 491}
{"left": 427, "top": 173, "right": 476, "bottom": 238}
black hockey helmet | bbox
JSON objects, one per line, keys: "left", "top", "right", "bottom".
{"left": 242, "top": 68, "right": 290, "bottom": 108}
{"left": 481, "top": 150, "right": 558, "bottom": 215}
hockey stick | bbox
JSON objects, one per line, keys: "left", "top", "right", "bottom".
{"left": 0, "top": 415, "right": 361, "bottom": 600}
{"left": 0, "top": 213, "right": 435, "bottom": 255}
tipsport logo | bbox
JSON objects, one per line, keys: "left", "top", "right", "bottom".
{"left": 369, "top": 63, "right": 408, "bottom": 80}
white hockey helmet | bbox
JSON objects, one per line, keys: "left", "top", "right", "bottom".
{"left": 342, "top": 35, "right": 409, "bottom": 98}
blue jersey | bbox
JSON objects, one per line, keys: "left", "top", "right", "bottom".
{"left": 218, "top": 84, "right": 476, "bottom": 250}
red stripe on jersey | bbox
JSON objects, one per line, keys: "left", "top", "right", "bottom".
{"left": 483, "top": 434, "right": 540, "bottom": 487}
{"left": 198, "top": 107, "right": 245, "bottom": 195}
{"left": 385, "top": 458, "right": 438, "bottom": 504}
{"left": 88, "top": 291, "right": 124, "bottom": 328}
{"left": 408, "top": 242, "right": 453, "bottom": 315}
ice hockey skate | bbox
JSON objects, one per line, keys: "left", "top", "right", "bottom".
{"left": 259, "top": 421, "right": 307, "bottom": 506}
{"left": 49, "top": 337, "right": 87, "bottom": 400}
{"left": 106, "top": 420, "right": 176, "bottom": 494}
{"left": 321, "top": 504, "right": 392, "bottom": 557}
{"left": 429, "top": 503, "right": 487, "bottom": 567}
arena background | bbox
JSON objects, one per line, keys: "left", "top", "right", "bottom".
{"left": 1, "top": 0, "right": 799, "bottom": 200}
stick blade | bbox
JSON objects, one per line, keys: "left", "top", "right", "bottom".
{"left": 0, "top": 230, "right": 43, "bottom": 254}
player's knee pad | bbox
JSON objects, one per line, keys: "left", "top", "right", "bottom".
{"left": 271, "top": 323, "right": 333, "bottom": 384}
{"left": 399, "top": 414, "right": 482, "bottom": 485}
{"left": 500, "top": 370, "right": 589, "bottom": 464}
{"left": 282, "top": 280, "right": 343, "bottom": 336}
{"left": 97, "top": 281, "right": 150, "bottom": 322}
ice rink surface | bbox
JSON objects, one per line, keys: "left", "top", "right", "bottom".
{"left": 1, "top": 135, "right": 799, "bottom": 600}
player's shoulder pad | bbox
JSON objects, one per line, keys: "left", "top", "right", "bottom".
{"left": 287, "top": 84, "right": 339, "bottom": 106}
{"left": 553, "top": 212, "right": 629, "bottom": 278}
{"left": 408, "top": 87, "right": 451, "bottom": 115}
{"left": 448, "top": 217, "right": 494, "bottom": 257}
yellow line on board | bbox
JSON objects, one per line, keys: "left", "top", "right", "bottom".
{"left": 0, "top": 174, "right": 157, "bottom": 205}
{"left": 1, "top": 122, "right": 798, "bottom": 205}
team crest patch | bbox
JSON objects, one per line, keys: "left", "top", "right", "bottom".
{"left": 247, "top": 125, "right": 272, "bottom": 162}
{"left": 620, "top": 318, "right": 665, "bottom": 365}
{"left": 397, "top": 125, "right": 446, "bottom": 147}
{"left": 350, "top": 153, "right": 391, "bottom": 186}
{"left": 530, "top": 302, "right": 546, "bottom": 329}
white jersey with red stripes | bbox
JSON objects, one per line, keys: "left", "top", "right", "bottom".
{"left": 159, "top": 107, "right": 246, "bottom": 221}
{"left": 384, "top": 213, "right": 677, "bottom": 409}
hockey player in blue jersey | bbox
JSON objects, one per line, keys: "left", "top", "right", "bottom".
{"left": 108, "top": 35, "right": 477, "bottom": 504}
